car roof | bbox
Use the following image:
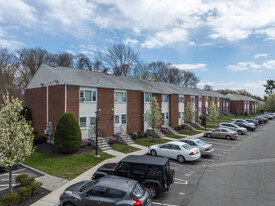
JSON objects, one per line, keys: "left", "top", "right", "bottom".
{"left": 181, "top": 138, "right": 199, "bottom": 141}
{"left": 168, "top": 141, "right": 188, "bottom": 146}
{"left": 98, "top": 175, "right": 137, "bottom": 191}
{"left": 120, "top": 155, "right": 168, "bottom": 165}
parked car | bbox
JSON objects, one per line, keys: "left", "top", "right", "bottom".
{"left": 148, "top": 141, "right": 201, "bottom": 163}
{"left": 231, "top": 119, "right": 256, "bottom": 128}
{"left": 262, "top": 114, "right": 273, "bottom": 120}
{"left": 179, "top": 138, "right": 214, "bottom": 155}
{"left": 204, "top": 128, "right": 238, "bottom": 140}
{"left": 218, "top": 123, "right": 247, "bottom": 135}
{"left": 60, "top": 175, "right": 152, "bottom": 206}
{"left": 261, "top": 116, "right": 269, "bottom": 123}
{"left": 245, "top": 118, "right": 259, "bottom": 126}
{"left": 252, "top": 117, "right": 263, "bottom": 125}
{"left": 232, "top": 121, "right": 256, "bottom": 131}
{"left": 92, "top": 155, "right": 175, "bottom": 199}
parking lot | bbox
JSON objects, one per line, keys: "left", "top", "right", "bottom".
{"left": 152, "top": 122, "right": 272, "bottom": 206}
{"left": 0, "top": 165, "right": 42, "bottom": 191}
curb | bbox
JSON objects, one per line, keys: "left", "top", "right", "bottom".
{"left": 19, "top": 163, "right": 48, "bottom": 176}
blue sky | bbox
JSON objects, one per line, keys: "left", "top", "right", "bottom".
{"left": 1, "top": 0, "right": 275, "bottom": 97}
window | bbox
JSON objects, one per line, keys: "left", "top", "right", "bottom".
{"left": 87, "top": 186, "right": 106, "bottom": 197}
{"left": 171, "top": 144, "right": 181, "bottom": 150}
{"left": 131, "top": 183, "right": 145, "bottom": 199}
{"left": 117, "top": 162, "right": 131, "bottom": 173}
{"left": 148, "top": 166, "right": 162, "bottom": 176}
{"left": 107, "top": 189, "right": 125, "bottom": 198}
{"left": 79, "top": 90, "right": 96, "bottom": 102}
{"left": 181, "top": 112, "right": 184, "bottom": 121}
{"left": 162, "top": 95, "right": 169, "bottom": 102}
{"left": 206, "top": 97, "right": 209, "bottom": 102}
{"left": 179, "top": 112, "right": 181, "bottom": 118}
{"left": 213, "top": 129, "right": 220, "bottom": 132}
{"left": 114, "top": 92, "right": 127, "bottom": 102}
{"left": 121, "top": 114, "right": 127, "bottom": 124}
{"left": 132, "top": 164, "right": 145, "bottom": 175}
{"left": 182, "top": 144, "right": 192, "bottom": 150}
{"left": 145, "top": 94, "right": 152, "bottom": 103}
{"left": 191, "top": 96, "right": 195, "bottom": 104}
{"left": 160, "top": 144, "right": 171, "bottom": 149}
{"left": 80, "top": 117, "right": 86, "bottom": 128}
{"left": 166, "top": 112, "right": 169, "bottom": 120}
{"left": 221, "top": 129, "right": 227, "bottom": 132}
{"left": 179, "top": 96, "right": 184, "bottom": 103}
{"left": 114, "top": 115, "right": 119, "bottom": 124}
{"left": 199, "top": 96, "right": 202, "bottom": 102}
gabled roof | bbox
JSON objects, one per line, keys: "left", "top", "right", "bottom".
{"left": 26, "top": 64, "right": 227, "bottom": 98}
{"left": 226, "top": 93, "right": 257, "bottom": 101}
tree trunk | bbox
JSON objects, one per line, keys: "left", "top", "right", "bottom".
{"left": 152, "top": 128, "right": 155, "bottom": 142}
{"left": 9, "top": 168, "right": 13, "bottom": 193}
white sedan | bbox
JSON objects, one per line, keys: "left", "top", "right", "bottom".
{"left": 148, "top": 141, "right": 201, "bottom": 163}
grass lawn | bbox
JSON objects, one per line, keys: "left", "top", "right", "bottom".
{"left": 165, "top": 134, "right": 185, "bottom": 139}
{"left": 178, "top": 130, "right": 203, "bottom": 136}
{"left": 23, "top": 151, "right": 113, "bottom": 180}
{"left": 135, "top": 138, "right": 170, "bottom": 147}
{"left": 111, "top": 144, "right": 140, "bottom": 154}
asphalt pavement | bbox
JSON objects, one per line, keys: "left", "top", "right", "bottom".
{"left": 152, "top": 120, "right": 275, "bottom": 206}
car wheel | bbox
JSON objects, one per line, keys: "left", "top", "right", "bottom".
{"left": 63, "top": 202, "right": 75, "bottom": 206}
{"left": 177, "top": 155, "right": 185, "bottom": 163}
{"left": 147, "top": 184, "right": 160, "bottom": 199}
{"left": 168, "top": 169, "right": 175, "bottom": 183}
{"left": 226, "top": 135, "right": 231, "bottom": 140}
{"left": 207, "top": 133, "right": 212, "bottom": 138}
{"left": 237, "top": 130, "right": 242, "bottom": 135}
{"left": 150, "top": 150, "right": 157, "bottom": 156}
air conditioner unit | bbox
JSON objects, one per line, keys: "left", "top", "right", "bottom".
{"left": 79, "top": 97, "right": 85, "bottom": 102}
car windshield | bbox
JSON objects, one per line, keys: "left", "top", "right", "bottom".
{"left": 195, "top": 140, "right": 208, "bottom": 146}
{"left": 131, "top": 183, "right": 144, "bottom": 199}
{"left": 79, "top": 180, "right": 98, "bottom": 192}
{"left": 182, "top": 144, "right": 193, "bottom": 150}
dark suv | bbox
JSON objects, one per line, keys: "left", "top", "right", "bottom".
{"left": 92, "top": 155, "right": 175, "bottom": 199}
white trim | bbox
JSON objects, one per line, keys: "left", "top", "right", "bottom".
{"left": 46, "top": 85, "right": 49, "bottom": 123}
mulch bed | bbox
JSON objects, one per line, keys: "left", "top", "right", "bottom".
{"left": 35, "top": 143, "right": 94, "bottom": 158}
{"left": 0, "top": 186, "right": 50, "bottom": 206}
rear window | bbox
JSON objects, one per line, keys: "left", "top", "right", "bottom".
{"left": 79, "top": 180, "right": 98, "bottom": 192}
{"left": 107, "top": 188, "right": 125, "bottom": 198}
{"left": 148, "top": 165, "right": 162, "bottom": 176}
{"left": 131, "top": 183, "right": 144, "bottom": 199}
{"left": 195, "top": 140, "right": 207, "bottom": 146}
{"left": 182, "top": 144, "right": 192, "bottom": 150}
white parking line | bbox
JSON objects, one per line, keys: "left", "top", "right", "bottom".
{"left": 153, "top": 202, "right": 179, "bottom": 206}
{"left": 203, "top": 141, "right": 238, "bottom": 146}
{"left": 174, "top": 181, "right": 188, "bottom": 185}
{"left": 179, "top": 192, "right": 185, "bottom": 195}
{"left": 170, "top": 162, "right": 184, "bottom": 167}
{"left": 215, "top": 154, "right": 223, "bottom": 157}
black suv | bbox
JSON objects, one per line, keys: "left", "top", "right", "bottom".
{"left": 92, "top": 155, "right": 175, "bottom": 199}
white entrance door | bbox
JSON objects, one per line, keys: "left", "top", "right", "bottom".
{"left": 88, "top": 117, "right": 96, "bottom": 138}
{"left": 162, "top": 113, "right": 165, "bottom": 125}
{"left": 114, "top": 115, "right": 121, "bottom": 134}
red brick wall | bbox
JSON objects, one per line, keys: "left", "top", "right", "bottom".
{"left": 97, "top": 88, "right": 114, "bottom": 137}
{"left": 48, "top": 85, "right": 65, "bottom": 140}
{"left": 25, "top": 87, "right": 47, "bottom": 135}
{"left": 67, "top": 86, "right": 79, "bottom": 121}
{"left": 202, "top": 96, "right": 206, "bottom": 115}
{"left": 127, "top": 91, "right": 144, "bottom": 133}
{"left": 169, "top": 94, "right": 179, "bottom": 126}
{"left": 195, "top": 96, "right": 199, "bottom": 122}
{"left": 230, "top": 100, "right": 244, "bottom": 115}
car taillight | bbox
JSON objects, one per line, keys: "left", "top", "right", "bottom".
{"left": 205, "top": 148, "right": 210, "bottom": 151}
{"left": 164, "top": 178, "right": 167, "bottom": 184}
{"left": 144, "top": 187, "right": 149, "bottom": 191}
{"left": 189, "top": 152, "right": 195, "bottom": 155}
{"left": 233, "top": 133, "right": 237, "bottom": 135}
{"left": 217, "top": 125, "right": 220, "bottom": 127}
{"left": 131, "top": 197, "right": 142, "bottom": 206}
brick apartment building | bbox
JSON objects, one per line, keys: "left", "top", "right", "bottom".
{"left": 225, "top": 94, "right": 257, "bottom": 115}
{"left": 25, "top": 64, "right": 255, "bottom": 141}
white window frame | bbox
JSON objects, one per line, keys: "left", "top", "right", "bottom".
{"left": 121, "top": 114, "right": 127, "bottom": 124}
{"left": 115, "top": 92, "right": 127, "bottom": 103}
{"left": 145, "top": 94, "right": 152, "bottom": 103}
{"left": 179, "top": 96, "right": 184, "bottom": 103}
{"left": 166, "top": 112, "right": 169, "bottom": 120}
{"left": 199, "top": 96, "right": 202, "bottom": 102}
{"left": 162, "top": 95, "right": 169, "bottom": 103}
{"left": 79, "top": 117, "right": 87, "bottom": 128}
{"left": 179, "top": 112, "right": 181, "bottom": 118}
{"left": 114, "top": 115, "right": 120, "bottom": 124}
{"left": 181, "top": 112, "right": 184, "bottom": 121}
{"left": 79, "top": 89, "right": 97, "bottom": 102}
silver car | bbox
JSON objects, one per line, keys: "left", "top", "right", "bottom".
{"left": 231, "top": 119, "right": 255, "bottom": 128}
{"left": 218, "top": 123, "right": 247, "bottom": 135}
{"left": 60, "top": 175, "right": 152, "bottom": 206}
{"left": 179, "top": 138, "right": 214, "bottom": 155}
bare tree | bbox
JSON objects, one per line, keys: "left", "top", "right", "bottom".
{"left": 148, "top": 61, "right": 168, "bottom": 81}
{"left": 75, "top": 54, "right": 93, "bottom": 70}
{"left": 97, "top": 44, "right": 139, "bottom": 76}
{"left": 204, "top": 84, "right": 213, "bottom": 91}
{"left": 166, "top": 65, "right": 183, "bottom": 85}
{"left": 48, "top": 52, "right": 74, "bottom": 67}
{"left": 181, "top": 71, "right": 200, "bottom": 88}
{"left": 133, "top": 62, "right": 150, "bottom": 79}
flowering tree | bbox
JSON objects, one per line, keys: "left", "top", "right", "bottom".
{"left": 185, "top": 102, "right": 196, "bottom": 132}
{"left": 0, "top": 94, "right": 34, "bottom": 193}
{"left": 209, "top": 102, "right": 219, "bottom": 127}
{"left": 144, "top": 96, "right": 161, "bottom": 141}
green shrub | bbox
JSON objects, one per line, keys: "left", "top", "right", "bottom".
{"left": 244, "top": 111, "right": 248, "bottom": 116}
{"left": 137, "top": 132, "right": 143, "bottom": 139}
{"left": 180, "top": 124, "right": 185, "bottom": 130}
{"left": 131, "top": 133, "right": 138, "bottom": 140}
{"left": 28, "top": 182, "right": 42, "bottom": 196}
{"left": 18, "top": 187, "right": 31, "bottom": 201}
{"left": 16, "top": 174, "right": 28, "bottom": 185}
{"left": 21, "top": 106, "right": 32, "bottom": 122}
{"left": 1, "top": 193, "right": 19, "bottom": 206}
{"left": 0, "top": 201, "right": 3, "bottom": 206}
{"left": 33, "top": 134, "right": 47, "bottom": 145}
{"left": 200, "top": 116, "right": 206, "bottom": 127}
{"left": 143, "top": 132, "right": 148, "bottom": 137}
{"left": 54, "top": 112, "right": 82, "bottom": 153}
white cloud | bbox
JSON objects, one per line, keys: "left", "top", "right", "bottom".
{"left": 227, "top": 60, "right": 275, "bottom": 71}
{"left": 0, "top": 39, "right": 23, "bottom": 50}
{"left": 171, "top": 63, "right": 206, "bottom": 71}
{"left": 123, "top": 38, "right": 138, "bottom": 46}
{"left": 262, "top": 60, "right": 275, "bottom": 69}
{"left": 254, "top": 53, "right": 268, "bottom": 58}
{"left": 142, "top": 28, "right": 188, "bottom": 48}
